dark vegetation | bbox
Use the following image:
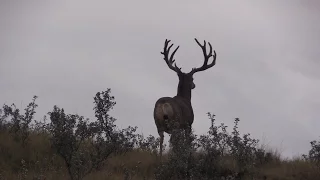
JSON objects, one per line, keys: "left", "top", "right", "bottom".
{"left": 0, "top": 89, "right": 319, "bottom": 180}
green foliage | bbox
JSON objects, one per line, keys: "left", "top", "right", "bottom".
{"left": 46, "top": 89, "right": 140, "bottom": 180}
{"left": 155, "top": 113, "right": 265, "bottom": 179}
{"left": 303, "top": 139, "right": 320, "bottom": 168}
{"left": 309, "top": 140, "right": 320, "bottom": 165}
{"left": 47, "top": 106, "right": 92, "bottom": 180}
{"left": 1, "top": 96, "right": 38, "bottom": 146}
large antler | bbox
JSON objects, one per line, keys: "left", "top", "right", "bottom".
{"left": 161, "top": 39, "right": 182, "bottom": 74}
{"left": 189, "top": 38, "right": 217, "bottom": 75}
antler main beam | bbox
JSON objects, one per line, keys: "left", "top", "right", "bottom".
{"left": 161, "top": 39, "right": 182, "bottom": 74}
{"left": 189, "top": 38, "right": 217, "bottom": 75}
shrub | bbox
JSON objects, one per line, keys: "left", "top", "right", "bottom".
{"left": 47, "top": 89, "right": 138, "bottom": 180}
{"left": 0, "top": 96, "right": 38, "bottom": 146}
{"left": 304, "top": 138, "right": 320, "bottom": 167}
{"left": 155, "top": 113, "right": 268, "bottom": 179}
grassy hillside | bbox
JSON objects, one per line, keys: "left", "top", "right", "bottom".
{"left": 0, "top": 91, "right": 319, "bottom": 180}
{"left": 0, "top": 130, "right": 319, "bottom": 180}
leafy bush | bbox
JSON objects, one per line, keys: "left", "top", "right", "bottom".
{"left": 136, "top": 134, "right": 161, "bottom": 154}
{"left": 46, "top": 89, "right": 139, "bottom": 180}
{"left": 304, "top": 138, "right": 320, "bottom": 167}
{"left": 0, "top": 96, "right": 38, "bottom": 146}
{"left": 155, "top": 113, "right": 271, "bottom": 179}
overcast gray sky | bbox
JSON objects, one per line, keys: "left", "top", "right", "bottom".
{"left": 1, "top": 0, "right": 320, "bottom": 158}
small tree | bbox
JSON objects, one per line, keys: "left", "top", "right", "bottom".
{"left": 308, "top": 139, "right": 320, "bottom": 167}
{"left": 47, "top": 89, "right": 138, "bottom": 180}
{"left": 1, "top": 96, "right": 38, "bottom": 145}
{"left": 48, "top": 106, "right": 89, "bottom": 180}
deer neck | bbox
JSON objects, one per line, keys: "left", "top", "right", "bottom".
{"left": 176, "top": 81, "right": 192, "bottom": 101}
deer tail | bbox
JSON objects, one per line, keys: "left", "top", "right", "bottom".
{"left": 162, "top": 103, "right": 174, "bottom": 120}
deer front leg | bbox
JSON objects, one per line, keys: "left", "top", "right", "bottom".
{"left": 185, "top": 125, "right": 192, "bottom": 145}
{"left": 184, "top": 126, "right": 192, "bottom": 180}
{"left": 158, "top": 131, "right": 164, "bottom": 161}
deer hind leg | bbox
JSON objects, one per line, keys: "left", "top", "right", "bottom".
{"left": 158, "top": 131, "right": 164, "bottom": 161}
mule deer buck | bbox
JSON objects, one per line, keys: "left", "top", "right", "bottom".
{"left": 153, "top": 38, "right": 217, "bottom": 159}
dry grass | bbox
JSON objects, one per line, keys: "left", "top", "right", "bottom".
{"left": 0, "top": 130, "right": 319, "bottom": 180}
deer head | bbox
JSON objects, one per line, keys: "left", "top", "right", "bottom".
{"left": 161, "top": 38, "right": 217, "bottom": 100}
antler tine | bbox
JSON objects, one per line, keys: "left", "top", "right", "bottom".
{"left": 160, "top": 39, "right": 182, "bottom": 73}
{"left": 189, "top": 38, "right": 217, "bottom": 75}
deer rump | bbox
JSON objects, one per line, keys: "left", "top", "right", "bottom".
{"left": 154, "top": 97, "right": 193, "bottom": 134}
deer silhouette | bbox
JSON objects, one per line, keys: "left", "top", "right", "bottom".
{"left": 153, "top": 38, "right": 217, "bottom": 159}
